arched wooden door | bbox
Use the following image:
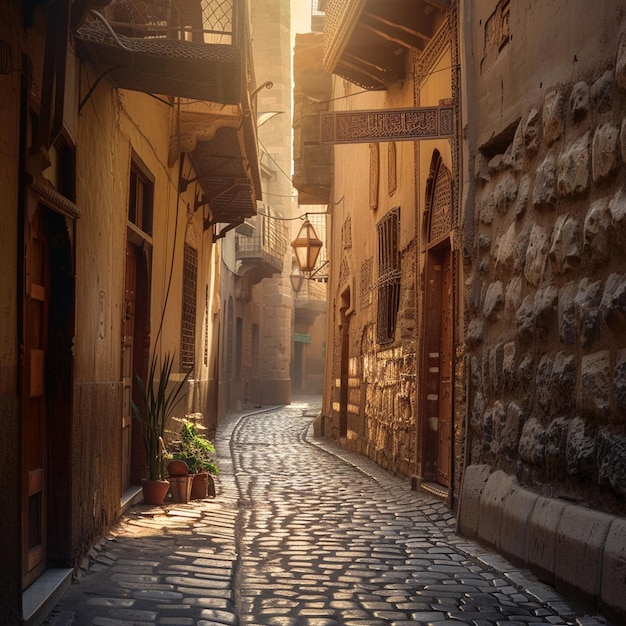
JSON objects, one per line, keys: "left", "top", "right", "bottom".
{"left": 420, "top": 150, "right": 454, "bottom": 490}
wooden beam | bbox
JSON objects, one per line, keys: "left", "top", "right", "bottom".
{"left": 357, "top": 18, "right": 427, "bottom": 52}
{"left": 343, "top": 51, "right": 388, "bottom": 74}
{"left": 363, "top": 11, "right": 430, "bottom": 43}
{"left": 336, "top": 58, "right": 389, "bottom": 88}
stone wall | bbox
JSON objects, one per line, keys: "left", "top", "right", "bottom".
{"left": 466, "top": 34, "right": 626, "bottom": 518}
{"left": 330, "top": 244, "right": 419, "bottom": 478}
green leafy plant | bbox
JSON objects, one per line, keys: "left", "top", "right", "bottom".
{"left": 132, "top": 352, "right": 190, "bottom": 480}
{"left": 170, "top": 419, "right": 219, "bottom": 475}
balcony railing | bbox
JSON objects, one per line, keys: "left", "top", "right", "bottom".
{"left": 102, "top": 0, "right": 235, "bottom": 44}
{"left": 236, "top": 204, "right": 288, "bottom": 276}
{"left": 75, "top": 0, "right": 261, "bottom": 224}
{"left": 75, "top": 0, "right": 246, "bottom": 104}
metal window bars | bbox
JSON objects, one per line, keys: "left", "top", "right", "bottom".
{"left": 376, "top": 207, "right": 401, "bottom": 344}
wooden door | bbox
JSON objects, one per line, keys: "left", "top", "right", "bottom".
{"left": 421, "top": 243, "right": 453, "bottom": 488}
{"left": 338, "top": 314, "right": 350, "bottom": 438}
{"left": 22, "top": 207, "right": 48, "bottom": 589}
{"left": 436, "top": 246, "right": 452, "bottom": 487}
{"left": 122, "top": 242, "right": 137, "bottom": 492}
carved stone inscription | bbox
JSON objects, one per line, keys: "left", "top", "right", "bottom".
{"left": 321, "top": 106, "right": 454, "bottom": 144}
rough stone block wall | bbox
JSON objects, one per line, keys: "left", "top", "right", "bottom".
{"left": 467, "top": 37, "right": 626, "bottom": 515}
{"left": 362, "top": 345, "right": 416, "bottom": 477}
{"left": 355, "top": 244, "right": 419, "bottom": 477}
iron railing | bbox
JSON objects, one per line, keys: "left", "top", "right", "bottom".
{"left": 102, "top": 0, "right": 237, "bottom": 44}
{"left": 236, "top": 203, "right": 288, "bottom": 270}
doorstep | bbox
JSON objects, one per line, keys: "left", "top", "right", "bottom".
{"left": 22, "top": 568, "right": 73, "bottom": 626}
{"left": 121, "top": 485, "right": 143, "bottom": 514}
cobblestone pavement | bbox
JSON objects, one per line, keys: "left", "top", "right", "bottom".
{"left": 48, "top": 398, "right": 611, "bottom": 626}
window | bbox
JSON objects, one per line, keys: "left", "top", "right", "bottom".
{"left": 30, "top": 113, "right": 76, "bottom": 201}
{"left": 181, "top": 243, "right": 198, "bottom": 370}
{"left": 360, "top": 257, "right": 373, "bottom": 309}
{"left": 251, "top": 324, "right": 259, "bottom": 377}
{"left": 227, "top": 297, "right": 233, "bottom": 378}
{"left": 376, "top": 207, "right": 400, "bottom": 344}
{"left": 236, "top": 317, "right": 243, "bottom": 378}
{"left": 128, "top": 159, "right": 153, "bottom": 236}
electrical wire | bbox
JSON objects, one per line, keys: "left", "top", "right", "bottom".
{"left": 257, "top": 210, "right": 315, "bottom": 221}
{"left": 258, "top": 136, "right": 294, "bottom": 185}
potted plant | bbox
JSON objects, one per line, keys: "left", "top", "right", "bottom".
{"left": 132, "top": 352, "right": 190, "bottom": 504}
{"left": 170, "top": 418, "right": 219, "bottom": 499}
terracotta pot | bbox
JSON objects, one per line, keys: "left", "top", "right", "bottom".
{"left": 207, "top": 474, "right": 216, "bottom": 498}
{"left": 168, "top": 475, "right": 193, "bottom": 503}
{"left": 191, "top": 473, "right": 208, "bottom": 499}
{"left": 167, "top": 459, "right": 189, "bottom": 477}
{"left": 141, "top": 478, "right": 170, "bottom": 505}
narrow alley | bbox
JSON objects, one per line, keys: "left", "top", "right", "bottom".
{"left": 46, "top": 399, "right": 610, "bottom": 626}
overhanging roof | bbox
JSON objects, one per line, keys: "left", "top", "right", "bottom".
{"left": 323, "top": 0, "right": 449, "bottom": 89}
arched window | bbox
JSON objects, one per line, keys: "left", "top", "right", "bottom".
{"left": 425, "top": 149, "right": 452, "bottom": 243}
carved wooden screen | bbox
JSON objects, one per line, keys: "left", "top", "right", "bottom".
{"left": 360, "top": 257, "right": 373, "bottom": 309}
{"left": 370, "top": 143, "right": 379, "bottom": 210}
{"left": 428, "top": 152, "right": 452, "bottom": 242}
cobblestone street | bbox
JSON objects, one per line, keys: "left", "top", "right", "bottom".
{"left": 47, "top": 399, "right": 611, "bottom": 626}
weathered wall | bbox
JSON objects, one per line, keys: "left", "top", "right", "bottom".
{"left": 461, "top": 0, "right": 626, "bottom": 616}
{"left": 321, "top": 75, "right": 420, "bottom": 475}
{"left": 74, "top": 68, "right": 212, "bottom": 563}
{"left": 466, "top": 0, "right": 626, "bottom": 519}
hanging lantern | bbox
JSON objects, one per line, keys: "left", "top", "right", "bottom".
{"left": 291, "top": 217, "right": 323, "bottom": 274}
{"left": 289, "top": 265, "right": 304, "bottom": 293}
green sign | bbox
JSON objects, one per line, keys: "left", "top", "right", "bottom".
{"left": 294, "top": 333, "right": 311, "bottom": 343}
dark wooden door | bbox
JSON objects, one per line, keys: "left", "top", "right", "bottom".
{"left": 121, "top": 242, "right": 137, "bottom": 492}
{"left": 22, "top": 206, "right": 48, "bottom": 589}
{"left": 436, "top": 246, "right": 452, "bottom": 487}
{"left": 339, "top": 314, "right": 350, "bottom": 438}
{"left": 422, "top": 243, "right": 453, "bottom": 488}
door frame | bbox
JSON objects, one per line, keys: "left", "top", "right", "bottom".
{"left": 417, "top": 148, "right": 455, "bottom": 494}
{"left": 21, "top": 187, "right": 76, "bottom": 589}
{"left": 123, "top": 236, "right": 151, "bottom": 487}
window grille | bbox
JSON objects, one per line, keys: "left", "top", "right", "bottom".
{"left": 181, "top": 243, "right": 197, "bottom": 370}
{"left": 429, "top": 163, "right": 452, "bottom": 242}
{"left": 376, "top": 207, "right": 400, "bottom": 344}
{"left": 342, "top": 216, "right": 352, "bottom": 249}
{"left": 360, "top": 257, "right": 373, "bottom": 309}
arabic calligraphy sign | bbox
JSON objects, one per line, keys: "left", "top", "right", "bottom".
{"left": 320, "top": 105, "right": 454, "bottom": 144}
